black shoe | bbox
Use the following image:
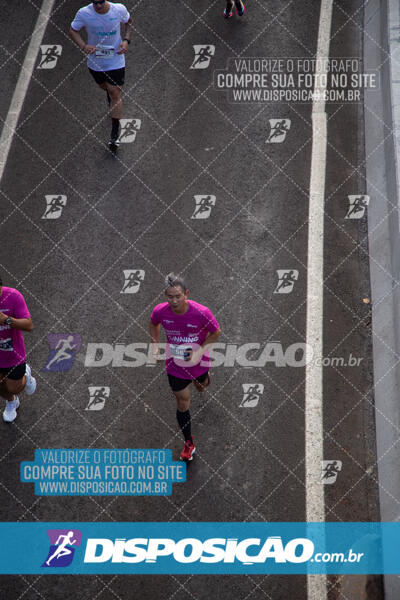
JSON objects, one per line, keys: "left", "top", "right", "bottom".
{"left": 108, "top": 121, "right": 120, "bottom": 147}
{"left": 235, "top": 0, "right": 245, "bottom": 15}
{"left": 223, "top": 1, "right": 233, "bottom": 18}
{"left": 108, "top": 136, "right": 120, "bottom": 148}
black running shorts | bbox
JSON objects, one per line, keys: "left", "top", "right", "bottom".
{"left": 0, "top": 362, "right": 26, "bottom": 381}
{"left": 167, "top": 371, "right": 209, "bottom": 392}
{"left": 89, "top": 67, "right": 125, "bottom": 87}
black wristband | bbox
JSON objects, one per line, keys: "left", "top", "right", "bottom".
{"left": 123, "top": 38, "right": 130, "bottom": 44}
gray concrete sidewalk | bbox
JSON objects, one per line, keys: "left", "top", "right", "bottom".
{"left": 366, "top": 0, "right": 400, "bottom": 597}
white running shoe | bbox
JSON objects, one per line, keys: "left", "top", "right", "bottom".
{"left": 25, "top": 364, "right": 37, "bottom": 395}
{"left": 3, "top": 396, "right": 20, "bottom": 423}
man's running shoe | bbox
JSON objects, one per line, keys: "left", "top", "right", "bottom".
{"left": 3, "top": 396, "right": 20, "bottom": 423}
{"left": 235, "top": 0, "right": 245, "bottom": 15}
{"left": 180, "top": 436, "right": 196, "bottom": 461}
{"left": 223, "top": 1, "right": 234, "bottom": 18}
{"left": 108, "top": 136, "right": 120, "bottom": 148}
{"left": 109, "top": 121, "right": 120, "bottom": 148}
{"left": 25, "top": 364, "right": 36, "bottom": 396}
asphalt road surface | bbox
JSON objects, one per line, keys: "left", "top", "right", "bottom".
{"left": 0, "top": 1, "right": 383, "bottom": 599}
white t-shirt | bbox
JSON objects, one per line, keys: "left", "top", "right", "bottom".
{"left": 71, "top": 3, "right": 130, "bottom": 72}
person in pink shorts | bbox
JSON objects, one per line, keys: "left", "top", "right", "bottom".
{"left": 0, "top": 277, "right": 36, "bottom": 423}
{"left": 149, "top": 273, "right": 221, "bottom": 461}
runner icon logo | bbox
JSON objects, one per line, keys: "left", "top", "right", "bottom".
{"left": 37, "top": 45, "right": 62, "bottom": 69}
{"left": 42, "top": 334, "right": 82, "bottom": 372}
{"left": 239, "top": 383, "right": 264, "bottom": 408}
{"left": 345, "top": 195, "right": 369, "bottom": 219}
{"left": 42, "top": 195, "right": 67, "bottom": 220}
{"left": 321, "top": 460, "right": 342, "bottom": 484}
{"left": 191, "top": 195, "right": 216, "bottom": 219}
{"left": 118, "top": 119, "right": 141, "bottom": 144}
{"left": 266, "top": 119, "right": 291, "bottom": 143}
{"left": 190, "top": 45, "right": 215, "bottom": 69}
{"left": 86, "top": 386, "right": 110, "bottom": 411}
{"left": 121, "top": 270, "right": 145, "bottom": 294}
{"left": 274, "top": 270, "right": 299, "bottom": 294}
{"left": 42, "top": 529, "right": 82, "bottom": 567}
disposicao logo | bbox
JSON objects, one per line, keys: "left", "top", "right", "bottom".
{"left": 42, "top": 529, "right": 82, "bottom": 567}
{"left": 83, "top": 536, "right": 314, "bottom": 565}
{"left": 42, "top": 334, "right": 82, "bottom": 372}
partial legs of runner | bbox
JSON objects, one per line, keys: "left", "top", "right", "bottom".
{"left": 223, "top": 1, "right": 234, "bottom": 18}
{"left": 193, "top": 374, "right": 210, "bottom": 393}
{"left": 235, "top": 0, "right": 245, "bottom": 16}
{"left": 0, "top": 380, "right": 13, "bottom": 402}
{"left": 174, "top": 385, "right": 190, "bottom": 413}
{"left": 106, "top": 83, "right": 122, "bottom": 146}
{"left": 0, "top": 375, "right": 26, "bottom": 402}
{"left": 224, "top": 0, "right": 245, "bottom": 17}
{"left": 0, "top": 374, "right": 26, "bottom": 422}
{"left": 106, "top": 83, "right": 122, "bottom": 119}
{"left": 98, "top": 82, "right": 111, "bottom": 106}
{"left": 174, "top": 386, "right": 196, "bottom": 461}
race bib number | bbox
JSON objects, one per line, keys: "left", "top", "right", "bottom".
{"left": 0, "top": 338, "right": 13, "bottom": 351}
{"left": 169, "top": 344, "right": 191, "bottom": 358}
{"left": 95, "top": 44, "right": 115, "bottom": 58}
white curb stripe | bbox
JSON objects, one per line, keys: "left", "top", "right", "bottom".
{"left": 306, "top": 1, "right": 333, "bottom": 598}
{"left": 0, "top": 0, "right": 56, "bottom": 178}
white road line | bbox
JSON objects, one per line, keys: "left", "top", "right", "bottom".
{"left": 0, "top": 0, "right": 56, "bottom": 178}
{"left": 306, "top": 1, "right": 333, "bottom": 598}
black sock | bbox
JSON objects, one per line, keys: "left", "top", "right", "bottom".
{"left": 176, "top": 409, "right": 192, "bottom": 441}
{"left": 111, "top": 118, "right": 120, "bottom": 138}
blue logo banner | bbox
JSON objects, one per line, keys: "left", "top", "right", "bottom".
{"left": 0, "top": 522, "right": 396, "bottom": 574}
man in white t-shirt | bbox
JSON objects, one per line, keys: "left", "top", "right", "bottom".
{"left": 69, "top": 1, "right": 133, "bottom": 147}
